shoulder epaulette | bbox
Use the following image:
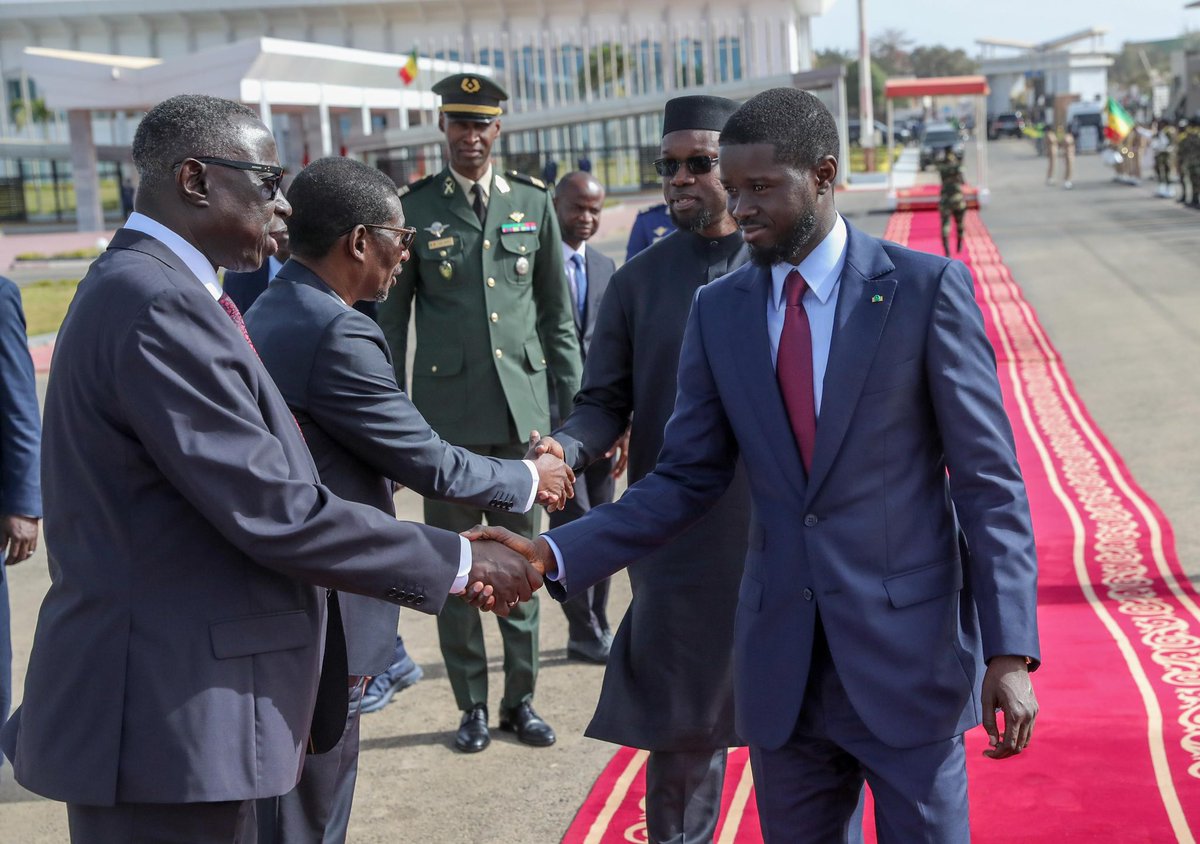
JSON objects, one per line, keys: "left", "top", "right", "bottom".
{"left": 637, "top": 203, "right": 667, "bottom": 216}
{"left": 397, "top": 174, "right": 436, "bottom": 198}
{"left": 505, "top": 170, "right": 549, "bottom": 191}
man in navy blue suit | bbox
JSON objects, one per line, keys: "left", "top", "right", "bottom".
{"left": 0, "top": 275, "right": 41, "bottom": 754}
{"left": 473, "top": 88, "right": 1041, "bottom": 842}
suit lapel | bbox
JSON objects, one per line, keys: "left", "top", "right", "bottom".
{"left": 731, "top": 265, "right": 808, "bottom": 502}
{"left": 805, "top": 227, "right": 897, "bottom": 504}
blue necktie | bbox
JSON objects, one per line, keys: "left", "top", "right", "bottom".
{"left": 570, "top": 252, "right": 587, "bottom": 324}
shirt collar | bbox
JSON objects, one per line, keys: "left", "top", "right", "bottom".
{"left": 561, "top": 240, "right": 587, "bottom": 265}
{"left": 449, "top": 163, "right": 493, "bottom": 201}
{"left": 123, "top": 212, "right": 222, "bottom": 300}
{"left": 770, "top": 213, "right": 848, "bottom": 310}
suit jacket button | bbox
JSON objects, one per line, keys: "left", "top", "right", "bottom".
{"left": 491, "top": 312, "right": 499, "bottom": 323}
{"left": 803, "top": 588, "right": 814, "bottom": 601}
{"left": 495, "top": 349, "right": 503, "bottom": 359}
{"left": 415, "top": 595, "right": 426, "bottom": 605}
{"left": 386, "top": 587, "right": 400, "bottom": 599}
{"left": 804, "top": 514, "right": 818, "bottom": 527}
{"left": 487, "top": 277, "right": 496, "bottom": 287}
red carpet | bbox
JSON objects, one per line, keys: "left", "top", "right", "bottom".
{"left": 893, "top": 183, "right": 980, "bottom": 211}
{"left": 563, "top": 210, "right": 1200, "bottom": 843}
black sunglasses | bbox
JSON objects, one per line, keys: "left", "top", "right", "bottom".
{"left": 345, "top": 223, "right": 417, "bottom": 251}
{"left": 653, "top": 155, "right": 720, "bottom": 177}
{"left": 177, "top": 156, "right": 286, "bottom": 201}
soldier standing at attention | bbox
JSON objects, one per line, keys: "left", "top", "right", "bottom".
{"left": 1044, "top": 125, "right": 1058, "bottom": 186}
{"left": 377, "top": 74, "right": 582, "bottom": 754}
{"left": 1176, "top": 120, "right": 1193, "bottom": 205}
{"left": 1061, "top": 127, "right": 1075, "bottom": 190}
{"left": 937, "top": 149, "right": 967, "bottom": 257}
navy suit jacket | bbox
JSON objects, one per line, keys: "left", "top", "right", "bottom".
{"left": 0, "top": 277, "right": 41, "bottom": 521}
{"left": 244, "top": 261, "right": 531, "bottom": 675}
{"left": 548, "top": 221, "right": 1040, "bottom": 751}
{"left": 2, "top": 230, "right": 461, "bottom": 806}
{"left": 224, "top": 261, "right": 378, "bottom": 321}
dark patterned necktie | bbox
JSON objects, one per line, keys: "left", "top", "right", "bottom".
{"left": 777, "top": 270, "right": 816, "bottom": 473}
{"left": 218, "top": 292, "right": 259, "bottom": 359}
{"left": 471, "top": 183, "right": 486, "bottom": 225}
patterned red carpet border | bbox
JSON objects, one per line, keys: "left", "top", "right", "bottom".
{"left": 562, "top": 210, "right": 1200, "bottom": 843}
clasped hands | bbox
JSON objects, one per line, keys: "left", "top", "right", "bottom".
{"left": 525, "top": 430, "right": 575, "bottom": 513}
{"left": 456, "top": 523, "right": 557, "bottom": 617}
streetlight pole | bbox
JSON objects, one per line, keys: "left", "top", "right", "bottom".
{"left": 858, "top": 0, "right": 876, "bottom": 171}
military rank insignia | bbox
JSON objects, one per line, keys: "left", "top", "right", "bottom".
{"left": 443, "top": 177, "right": 456, "bottom": 196}
{"left": 501, "top": 221, "right": 538, "bottom": 234}
{"left": 439, "top": 261, "right": 454, "bottom": 279}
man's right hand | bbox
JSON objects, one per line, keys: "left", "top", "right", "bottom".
{"left": 462, "top": 525, "right": 557, "bottom": 579}
{"left": 467, "top": 538, "right": 544, "bottom": 617}
{"left": 526, "top": 430, "right": 574, "bottom": 512}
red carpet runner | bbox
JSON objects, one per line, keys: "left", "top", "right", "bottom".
{"left": 562, "top": 210, "right": 1200, "bottom": 843}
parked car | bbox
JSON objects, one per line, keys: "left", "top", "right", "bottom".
{"left": 919, "top": 123, "right": 966, "bottom": 170}
{"left": 847, "top": 119, "right": 912, "bottom": 146}
{"left": 988, "top": 112, "right": 1026, "bottom": 139}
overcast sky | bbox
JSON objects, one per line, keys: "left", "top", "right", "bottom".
{"left": 811, "top": 0, "right": 1200, "bottom": 54}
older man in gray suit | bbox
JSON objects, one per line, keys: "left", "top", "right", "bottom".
{"left": 1, "top": 94, "right": 539, "bottom": 843}
{"left": 244, "top": 156, "right": 574, "bottom": 844}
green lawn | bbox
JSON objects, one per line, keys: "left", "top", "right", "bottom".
{"left": 19, "top": 278, "right": 79, "bottom": 336}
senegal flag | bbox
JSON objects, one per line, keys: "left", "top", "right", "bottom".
{"left": 1105, "top": 97, "right": 1134, "bottom": 142}
{"left": 399, "top": 48, "right": 419, "bottom": 86}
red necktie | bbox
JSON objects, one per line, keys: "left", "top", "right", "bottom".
{"left": 777, "top": 270, "right": 816, "bottom": 472}
{"left": 218, "top": 292, "right": 260, "bottom": 359}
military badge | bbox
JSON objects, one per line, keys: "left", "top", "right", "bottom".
{"left": 515, "top": 256, "right": 530, "bottom": 275}
{"left": 428, "top": 237, "right": 455, "bottom": 250}
{"left": 461, "top": 77, "right": 482, "bottom": 94}
{"left": 439, "top": 261, "right": 454, "bottom": 280}
{"left": 443, "top": 177, "right": 455, "bottom": 196}
{"left": 500, "top": 221, "right": 538, "bottom": 234}
{"left": 508, "top": 211, "right": 525, "bottom": 223}
{"left": 425, "top": 221, "right": 449, "bottom": 237}
{"left": 653, "top": 226, "right": 669, "bottom": 237}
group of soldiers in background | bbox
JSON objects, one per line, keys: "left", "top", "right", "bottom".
{"left": 1105, "top": 116, "right": 1200, "bottom": 207}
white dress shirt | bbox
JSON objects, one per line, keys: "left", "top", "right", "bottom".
{"left": 450, "top": 163, "right": 494, "bottom": 204}
{"left": 119, "top": 215, "right": 477, "bottom": 590}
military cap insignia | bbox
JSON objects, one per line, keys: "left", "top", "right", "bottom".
{"left": 443, "top": 176, "right": 456, "bottom": 196}
{"left": 425, "top": 221, "right": 449, "bottom": 237}
{"left": 509, "top": 211, "right": 525, "bottom": 223}
{"left": 461, "top": 77, "right": 482, "bottom": 94}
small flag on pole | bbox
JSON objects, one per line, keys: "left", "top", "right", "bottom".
{"left": 399, "top": 48, "right": 419, "bottom": 86}
{"left": 1104, "top": 96, "right": 1134, "bottom": 143}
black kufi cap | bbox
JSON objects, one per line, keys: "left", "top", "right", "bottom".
{"left": 662, "top": 95, "right": 739, "bottom": 136}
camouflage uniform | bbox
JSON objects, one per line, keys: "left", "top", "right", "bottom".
{"left": 1177, "top": 124, "right": 1197, "bottom": 205}
{"left": 937, "top": 152, "right": 967, "bottom": 256}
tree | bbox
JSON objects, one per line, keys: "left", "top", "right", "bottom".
{"left": 844, "top": 60, "right": 888, "bottom": 119}
{"left": 871, "top": 28, "right": 914, "bottom": 77}
{"left": 579, "top": 43, "right": 628, "bottom": 96}
{"left": 909, "top": 46, "right": 978, "bottom": 78}
{"left": 10, "top": 98, "right": 50, "bottom": 130}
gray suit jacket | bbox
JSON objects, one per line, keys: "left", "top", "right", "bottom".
{"left": 1, "top": 229, "right": 462, "bottom": 806}
{"left": 549, "top": 222, "right": 1040, "bottom": 751}
{"left": 244, "top": 261, "right": 532, "bottom": 675}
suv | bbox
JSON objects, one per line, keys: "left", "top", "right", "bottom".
{"left": 989, "top": 112, "right": 1025, "bottom": 139}
{"left": 919, "top": 123, "right": 965, "bottom": 170}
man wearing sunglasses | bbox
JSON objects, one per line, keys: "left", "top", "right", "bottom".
{"left": 2, "top": 95, "right": 543, "bottom": 842}
{"left": 539, "top": 94, "right": 753, "bottom": 844}
{"left": 244, "top": 156, "right": 574, "bottom": 844}
{"left": 378, "top": 73, "right": 581, "bottom": 755}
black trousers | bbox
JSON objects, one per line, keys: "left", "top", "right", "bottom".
{"left": 67, "top": 799, "right": 255, "bottom": 844}
{"left": 549, "top": 457, "right": 615, "bottom": 644}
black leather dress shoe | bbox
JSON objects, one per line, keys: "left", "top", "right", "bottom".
{"left": 454, "top": 704, "right": 490, "bottom": 753}
{"left": 499, "top": 702, "right": 556, "bottom": 747}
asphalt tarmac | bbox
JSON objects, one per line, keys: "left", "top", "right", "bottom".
{"left": 1, "top": 137, "right": 1197, "bottom": 842}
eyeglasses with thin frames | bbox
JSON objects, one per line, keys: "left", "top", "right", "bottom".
{"left": 344, "top": 223, "right": 417, "bottom": 252}
{"left": 174, "top": 157, "right": 286, "bottom": 201}
{"left": 653, "top": 155, "right": 720, "bottom": 178}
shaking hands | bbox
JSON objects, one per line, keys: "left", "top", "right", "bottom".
{"left": 457, "top": 524, "right": 559, "bottom": 616}
{"left": 525, "top": 430, "right": 574, "bottom": 512}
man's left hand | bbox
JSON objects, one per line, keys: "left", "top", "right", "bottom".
{"left": 981, "top": 655, "right": 1038, "bottom": 759}
{"left": 1, "top": 514, "right": 39, "bottom": 565}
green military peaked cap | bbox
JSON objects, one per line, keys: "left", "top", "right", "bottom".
{"left": 433, "top": 73, "right": 509, "bottom": 123}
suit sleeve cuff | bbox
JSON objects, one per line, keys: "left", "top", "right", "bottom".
{"left": 541, "top": 534, "right": 566, "bottom": 585}
{"left": 521, "top": 460, "right": 539, "bottom": 513}
{"left": 450, "top": 536, "right": 472, "bottom": 593}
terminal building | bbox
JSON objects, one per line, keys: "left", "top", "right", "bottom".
{"left": 976, "top": 28, "right": 1113, "bottom": 122}
{"left": 0, "top": 0, "right": 846, "bottom": 230}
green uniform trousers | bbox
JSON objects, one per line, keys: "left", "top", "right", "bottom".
{"left": 427, "top": 440, "right": 541, "bottom": 713}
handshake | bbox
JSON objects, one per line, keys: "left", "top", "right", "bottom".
{"left": 458, "top": 433, "right": 564, "bottom": 616}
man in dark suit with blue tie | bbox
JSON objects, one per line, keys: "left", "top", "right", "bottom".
{"left": 549, "top": 171, "right": 621, "bottom": 664}
{"left": 2, "top": 94, "right": 540, "bottom": 843}
{"left": 473, "top": 88, "right": 1041, "bottom": 842}
{"left": 244, "top": 156, "right": 575, "bottom": 844}
{"left": 0, "top": 275, "right": 42, "bottom": 755}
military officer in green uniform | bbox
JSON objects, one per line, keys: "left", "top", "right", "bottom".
{"left": 377, "top": 73, "right": 582, "bottom": 754}
{"left": 937, "top": 149, "right": 967, "bottom": 257}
